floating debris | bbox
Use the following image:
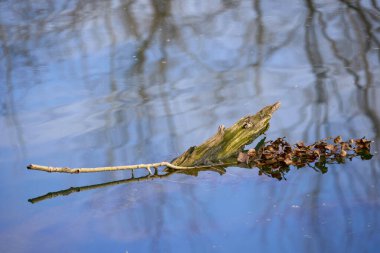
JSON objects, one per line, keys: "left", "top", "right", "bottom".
{"left": 237, "top": 136, "right": 373, "bottom": 180}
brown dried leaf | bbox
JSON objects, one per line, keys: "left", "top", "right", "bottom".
{"left": 238, "top": 136, "right": 372, "bottom": 177}
{"left": 265, "top": 159, "right": 277, "bottom": 165}
{"left": 247, "top": 149, "right": 256, "bottom": 157}
{"left": 262, "top": 153, "right": 274, "bottom": 159}
{"left": 284, "top": 158, "right": 293, "bottom": 165}
{"left": 334, "top": 136, "right": 342, "bottom": 144}
{"left": 237, "top": 152, "right": 248, "bottom": 163}
{"left": 341, "top": 143, "right": 351, "bottom": 151}
{"left": 296, "top": 141, "right": 305, "bottom": 147}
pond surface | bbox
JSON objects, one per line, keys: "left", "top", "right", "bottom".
{"left": 1, "top": 1, "right": 380, "bottom": 252}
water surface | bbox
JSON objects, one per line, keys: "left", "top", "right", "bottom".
{"left": 0, "top": 1, "right": 380, "bottom": 252}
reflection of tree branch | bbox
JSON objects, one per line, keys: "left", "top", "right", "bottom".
{"left": 357, "top": 88, "right": 380, "bottom": 144}
{"left": 28, "top": 170, "right": 176, "bottom": 204}
{"left": 250, "top": 0, "right": 264, "bottom": 94}
{"left": 347, "top": 9, "right": 374, "bottom": 88}
{"left": 340, "top": 0, "right": 380, "bottom": 66}
{"left": 305, "top": 0, "right": 327, "bottom": 103}
{"left": 122, "top": 0, "right": 140, "bottom": 38}
{"left": 130, "top": 0, "right": 173, "bottom": 75}
{"left": 371, "top": 0, "right": 380, "bottom": 12}
{"left": 340, "top": 0, "right": 380, "bottom": 49}
{"left": 318, "top": 10, "right": 362, "bottom": 89}
{"left": 0, "top": 25, "right": 26, "bottom": 156}
{"left": 303, "top": 0, "right": 329, "bottom": 141}
{"left": 28, "top": 165, "right": 228, "bottom": 204}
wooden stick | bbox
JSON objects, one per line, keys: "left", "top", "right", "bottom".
{"left": 27, "top": 162, "right": 233, "bottom": 174}
{"left": 27, "top": 102, "right": 280, "bottom": 174}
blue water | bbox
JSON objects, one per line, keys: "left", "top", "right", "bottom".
{"left": 1, "top": 1, "right": 379, "bottom": 252}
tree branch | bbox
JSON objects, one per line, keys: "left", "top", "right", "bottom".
{"left": 27, "top": 102, "right": 280, "bottom": 174}
{"left": 27, "top": 162, "right": 233, "bottom": 174}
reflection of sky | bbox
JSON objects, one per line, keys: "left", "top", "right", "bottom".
{"left": 0, "top": 0, "right": 380, "bottom": 252}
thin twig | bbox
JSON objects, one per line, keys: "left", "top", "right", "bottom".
{"left": 27, "top": 162, "right": 234, "bottom": 174}
{"left": 28, "top": 165, "right": 233, "bottom": 203}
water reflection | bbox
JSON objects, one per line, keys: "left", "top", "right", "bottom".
{"left": 1, "top": 0, "right": 380, "bottom": 252}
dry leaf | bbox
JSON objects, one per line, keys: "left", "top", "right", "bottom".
{"left": 237, "top": 136, "right": 372, "bottom": 177}
{"left": 284, "top": 158, "right": 293, "bottom": 165}
{"left": 247, "top": 149, "right": 256, "bottom": 157}
{"left": 334, "top": 136, "right": 342, "bottom": 144}
{"left": 237, "top": 152, "right": 248, "bottom": 163}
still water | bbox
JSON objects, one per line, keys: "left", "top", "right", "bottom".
{"left": 1, "top": 0, "right": 379, "bottom": 252}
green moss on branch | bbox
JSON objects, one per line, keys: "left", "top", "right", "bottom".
{"left": 171, "top": 102, "right": 280, "bottom": 166}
